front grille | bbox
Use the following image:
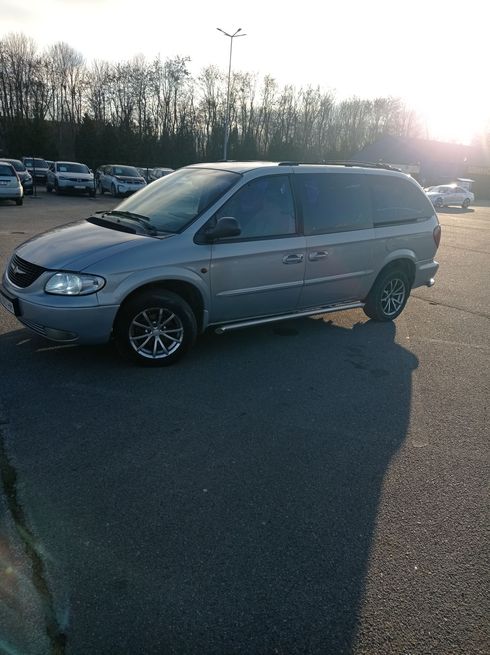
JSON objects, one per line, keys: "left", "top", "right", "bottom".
{"left": 8, "top": 254, "right": 46, "bottom": 288}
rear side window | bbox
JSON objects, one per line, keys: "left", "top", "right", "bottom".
{"left": 295, "top": 173, "right": 371, "bottom": 235}
{"left": 369, "top": 175, "right": 434, "bottom": 225}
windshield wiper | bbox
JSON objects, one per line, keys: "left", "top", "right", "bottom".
{"left": 101, "top": 210, "right": 157, "bottom": 235}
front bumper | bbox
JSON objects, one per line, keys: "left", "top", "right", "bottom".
{"left": 0, "top": 284, "right": 118, "bottom": 344}
{"left": 58, "top": 180, "right": 94, "bottom": 193}
{"left": 117, "top": 182, "right": 146, "bottom": 195}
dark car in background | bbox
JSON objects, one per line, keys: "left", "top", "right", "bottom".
{"left": 22, "top": 157, "right": 49, "bottom": 183}
{"left": 96, "top": 164, "right": 146, "bottom": 197}
{"left": 0, "top": 158, "right": 33, "bottom": 195}
{"left": 148, "top": 167, "right": 174, "bottom": 183}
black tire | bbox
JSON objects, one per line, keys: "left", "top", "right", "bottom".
{"left": 111, "top": 184, "right": 118, "bottom": 198}
{"left": 462, "top": 198, "right": 470, "bottom": 208}
{"left": 89, "top": 189, "right": 96, "bottom": 197}
{"left": 363, "top": 268, "right": 410, "bottom": 322}
{"left": 114, "top": 290, "right": 197, "bottom": 366}
{"left": 434, "top": 197, "right": 444, "bottom": 208}
{"left": 54, "top": 181, "right": 61, "bottom": 195}
{"left": 46, "top": 184, "right": 52, "bottom": 193}
{"left": 15, "top": 197, "right": 23, "bottom": 206}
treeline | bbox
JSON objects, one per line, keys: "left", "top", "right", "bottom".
{"left": 0, "top": 32, "right": 422, "bottom": 168}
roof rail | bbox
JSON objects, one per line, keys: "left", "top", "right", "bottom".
{"left": 278, "top": 160, "right": 401, "bottom": 172}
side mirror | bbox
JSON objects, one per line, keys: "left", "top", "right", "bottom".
{"left": 205, "top": 217, "right": 241, "bottom": 241}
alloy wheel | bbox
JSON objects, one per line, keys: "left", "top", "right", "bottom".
{"left": 128, "top": 307, "right": 184, "bottom": 360}
{"left": 380, "top": 278, "right": 406, "bottom": 317}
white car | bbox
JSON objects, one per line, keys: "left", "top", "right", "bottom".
{"left": 46, "top": 161, "right": 95, "bottom": 196}
{"left": 97, "top": 164, "right": 146, "bottom": 197}
{"left": 0, "top": 161, "right": 23, "bottom": 205}
{"left": 425, "top": 185, "right": 474, "bottom": 209}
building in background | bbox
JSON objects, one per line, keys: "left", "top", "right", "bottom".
{"left": 354, "top": 135, "right": 490, "bottom": 198}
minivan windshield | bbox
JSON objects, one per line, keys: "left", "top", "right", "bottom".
{"left": 116, "top": 168, "right": 240, "bottom": 233}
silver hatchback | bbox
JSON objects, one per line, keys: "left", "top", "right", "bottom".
{"left": 0, "top": 162, "right": 440, "bottom": 365}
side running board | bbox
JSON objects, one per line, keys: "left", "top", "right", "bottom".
{"left": 214, "top": 301, "right": 364, "bottom": 334}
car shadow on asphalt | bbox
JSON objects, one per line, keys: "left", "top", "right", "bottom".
{"left": 0, "top": 316, "right": 418, "bottom": 654}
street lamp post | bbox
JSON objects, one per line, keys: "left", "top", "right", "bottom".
{"left": 217, "top": 27, "right": 246, "bottom": 161}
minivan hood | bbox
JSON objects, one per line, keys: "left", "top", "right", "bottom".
{"left": 16, "top": 219, "right": 149, "bottom": 270}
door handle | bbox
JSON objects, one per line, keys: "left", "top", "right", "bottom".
{"left": 308, "top": 251, "right": 328, "bottom": 261}
{"left": 282, "top": 254, "right": 304, "bottom": 264}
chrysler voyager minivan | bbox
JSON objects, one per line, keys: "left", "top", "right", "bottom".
{"left": 0, "top": 162, "right": 440, "bottom": 365}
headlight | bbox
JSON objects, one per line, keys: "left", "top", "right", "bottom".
{"left": 45, "top": 273, "right": 105, "bottom": 295}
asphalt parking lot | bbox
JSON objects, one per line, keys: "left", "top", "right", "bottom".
{"left": 0, "top": 192, "right": 489, "bottom": 654}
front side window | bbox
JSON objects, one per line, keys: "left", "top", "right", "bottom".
{"left": 296, "top": 173, "right": 371, "bottom": 235}
{"left": 214, "top": 175, "right": 296, "bottom": 239}
{"left": 369, "top": 175, "right": 434, "bottom": 224}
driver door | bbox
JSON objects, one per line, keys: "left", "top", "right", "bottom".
{"left": 208, "top": 175, "right": 306, "bottom": 323}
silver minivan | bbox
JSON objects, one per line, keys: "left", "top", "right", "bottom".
{"left": 0, "top": 162, "right": 440, "bottom": 365}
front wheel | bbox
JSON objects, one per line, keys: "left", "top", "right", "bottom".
{"left": 363, "top": 269, "right": 410, "bottom": 321}
{"left": 114, "top": 290, "right": 197, "bottom": 366}
{"left": 462, "top": 198, "right": 470, "bottom": 208}
{"left": 111, "top": 184, "right": 118, "bottom": 198}
{"left": 434, "top": 197, "right": 444, "bottom": 208}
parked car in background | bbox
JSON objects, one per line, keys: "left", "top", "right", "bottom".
{"left": 22, "top": 157, "right": 49, "bottom": 183}
{"left": 0, "top": 162, "right": 441, "bottom": 366}
{"left": 0, "top": 161, "right": 23, "bottom": 205}
{"left": 97, "top": 165, "right": 146, "bottom": 197}
{"left": 46, "top": 161, "right": 95, "bottom": 196}
{"left": 136, "top": 167, "right": 153, "bottom": 183}
{"left": 0, "top": 158, "right": 33, "bottom": 195}
{"left": 424, "top": 184, "right": 474, "bottom": 208}
{"left": 148, "top": 167, "right": 174, "bottom": 183}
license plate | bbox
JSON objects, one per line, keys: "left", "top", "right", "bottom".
{"left": 75, "top": 185, "right": 85, "bottom": 189}
{"left": 0, "top": 292, "right": 15, "bottom": 315}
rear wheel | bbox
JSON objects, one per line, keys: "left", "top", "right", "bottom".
{"left": 97, "top": 182, "right": 104, "bottom": 195}
{"left": 111, "top": 184, "right": 118, "bottom": 197}
{"left": 114, "top": 290, "right": 197, "bottom": 366}
{"left": 363, "top": 268, "right": 410, "bottom": 321}
{"left": 15, "top": 197, "right": 23, "bottom": 206}
{"left": 462, "top": 198, "right": 470, "bottom": 208}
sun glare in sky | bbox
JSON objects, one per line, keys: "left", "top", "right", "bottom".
{"left": 1, "top": 0, "right": 489, "bottom": 144}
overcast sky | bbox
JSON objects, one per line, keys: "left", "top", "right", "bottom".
{"left": 1, "top": 0, "right": 489, "bottom": 144}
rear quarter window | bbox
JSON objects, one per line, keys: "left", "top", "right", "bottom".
{"left": 369, "top": 175, "right": 434, "bottom": 225}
